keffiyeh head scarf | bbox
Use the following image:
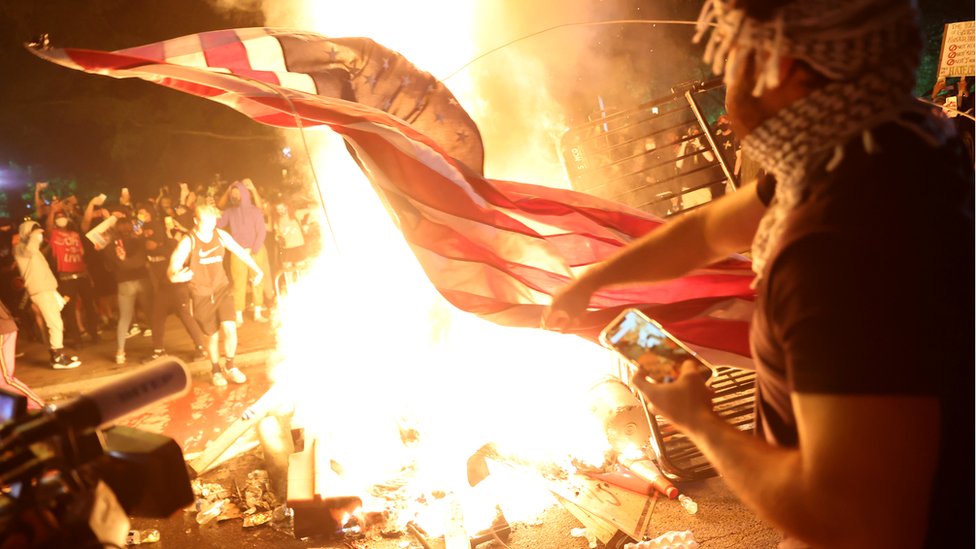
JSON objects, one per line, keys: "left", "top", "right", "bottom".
{"left": 693, "top": 0, "right": 948, "bottom": 281}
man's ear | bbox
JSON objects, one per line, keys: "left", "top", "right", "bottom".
{"left": 781, "top": 57, "right": 829, "bottom": 90}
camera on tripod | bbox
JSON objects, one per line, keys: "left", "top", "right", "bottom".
{"left": 0, "top": 359, "right": 195, "bottom": 548}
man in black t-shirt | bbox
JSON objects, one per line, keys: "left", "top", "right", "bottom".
{"left": 544, "top": 1, "right": 973, "bottom": 547}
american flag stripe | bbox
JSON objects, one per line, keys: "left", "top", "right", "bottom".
{"left": 30, "top": 29, "right": 757, "bottom": 367}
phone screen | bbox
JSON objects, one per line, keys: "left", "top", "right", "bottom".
{"left": 600, "top": 308, "right": 712, "bottom": 383}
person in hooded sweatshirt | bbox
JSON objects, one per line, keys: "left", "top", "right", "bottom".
{"left": 217, "top": 178, "right": 274, "bottom": 324}
{"left": 13, "top": 220, "right": 80, "bottom": 369}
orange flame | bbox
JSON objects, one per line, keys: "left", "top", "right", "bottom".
{"left": 262, "top": 0, "right": 619, "bottom": 534}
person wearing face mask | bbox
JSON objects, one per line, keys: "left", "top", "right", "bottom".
{"left": 217, "top": 178, "right": 274, "bottom": 325}
{"left": 47, "top": 199, "right": 99, "bottom": 346}
{"left": 100, "top": 209, "right": 153, "bottom": 365}
{"left": 13, "top": 220, "right": 80, "bottom": 370}
{"left": 140, "top": 204, "right": 208, "bottom": 362}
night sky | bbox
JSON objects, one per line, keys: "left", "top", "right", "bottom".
{"left": 0, "top": 0, "right": 278, "bottom": 213}
{"left": 0, "top": 0, "right": 971, "bottom": 217}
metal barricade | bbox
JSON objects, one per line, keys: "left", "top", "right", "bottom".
{"left": 564, "top": 80, "right": 755, "bottom": 481}
{"left": 560, "top": 78, "right": 738, "bottom": 218}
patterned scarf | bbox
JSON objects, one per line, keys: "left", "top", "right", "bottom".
{"left": 693, "top": 0, "right": 949, "bottom": 281}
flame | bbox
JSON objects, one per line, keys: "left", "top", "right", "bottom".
{"left": 260, "top": 0, "right": 620, "bottom": 534}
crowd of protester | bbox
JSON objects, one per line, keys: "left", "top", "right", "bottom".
{"left": 0, "top": 176, "right": 320, "bottom": 400}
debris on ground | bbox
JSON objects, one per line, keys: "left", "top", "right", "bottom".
{"left": 125, "top": 529, "right": 160, "bottom": 545}
{"left": 625, "top": 530, "right": 698, "bottom": 549}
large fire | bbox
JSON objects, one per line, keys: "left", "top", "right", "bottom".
{"left": 260, "top": 0, "right": 623, "bottom": 536}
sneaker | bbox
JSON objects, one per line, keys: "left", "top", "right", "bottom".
{"left": 235, "top": 311, "right": 244, "bottom": 327}
{"left": 52, "top": 354, "right": 82, "bottom": 370}
{"left": 126, "top": 325, "right": 142, "bottom": 338}
{"left": 192, "top": 345, "right": 208, "bottom": 362}
{"left": 211, "top": 371, "right": 228, "bottom": 387}
{"left": 225, "top": 367, "right": 247, "bottom": 384}
{"left": 143, "top": 349, "right": 166, "bottom": 363}
{"left": 142, "top": 328, "right": 153, "bottom": 337}
{"left": 115, "top": 351, "right": 126, "bottom": 365}
{"left": 254, "top": 307, "right": 269, "bottom": 323}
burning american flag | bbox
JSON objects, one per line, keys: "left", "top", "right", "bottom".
{"left": 29, "top": 28, "right": 756, "bottom": 365}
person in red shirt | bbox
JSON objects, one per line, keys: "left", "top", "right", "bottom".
{"left": 46, "top": 200, "right": 99, "bottom": 345}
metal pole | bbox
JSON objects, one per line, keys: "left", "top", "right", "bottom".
{"left": 684, "top": 89, "right": 739, "bottom": 192}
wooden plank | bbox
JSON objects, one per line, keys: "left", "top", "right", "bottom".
{"left": 553, "top": 491, "right": 620, "bottom": 544}
{"left": 547, "top": 473, "right": 656, "bottom": 541}
{"left": 187, "top": 413, "right": 261, "bottom": 475}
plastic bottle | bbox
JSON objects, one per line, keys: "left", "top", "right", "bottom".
{"left": 678, "top": 493, "right": 699, "bottom": 515}
{"left": 126, "top": 529, "right": 160, "bottom": 545}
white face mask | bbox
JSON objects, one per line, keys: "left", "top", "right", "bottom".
{"left": 55, "top": 217, "right": 69, "bottom": 228}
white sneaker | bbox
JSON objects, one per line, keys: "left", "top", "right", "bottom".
{"left": 235, "top": 311, "right": 244, "bottom": 327}
{"left": 52, "top": 353, "right": 81, "bottom": 370}
{"left": 254, "top": 307, "right": 268, "bottom": 323}
{"left": 225, "top": 367, "right": 247, "bottom": 384}
{"left": 115, "top": 351, "right": 126, "bottom": 365}
{"left": 211, "top": 371, "right": 228, "bottom": 387}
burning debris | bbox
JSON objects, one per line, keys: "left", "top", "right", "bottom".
{"left": 178, "top": 363, "right": 708, "bottom": 548}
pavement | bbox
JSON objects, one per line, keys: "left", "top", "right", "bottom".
{"left": 16, "top": 315, "right": 275, "bottom": 401}
{"left": 9, "top": 314, "right": 783, "bottom": 548}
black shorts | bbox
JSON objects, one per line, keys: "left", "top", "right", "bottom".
{"left": 191, "top": 285, "right": 235, "bottom": 336}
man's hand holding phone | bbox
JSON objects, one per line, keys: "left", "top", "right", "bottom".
{"left": 631, "top": 361, "right": 716, "bottom": 434}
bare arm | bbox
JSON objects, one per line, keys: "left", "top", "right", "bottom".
{"left": 545, "top": 178, "right": 766, "bottom": 328}
{"left": 82, "top": 201, "right": 96, "bottom": 232}
{"left": 45, "top": 200, "right": 61, "bottom": 232}
{"left": 82, "top": 194, "right": 108, "bottom": 232}
{"left": 33, "top": 183, "right": 50, "bottom": 220}
{"left": 637, "top": 367, "right": 939, "bottom": 549}
{"left": 167, "top": 235, "right": 193, "bottom": 282}
{"left": 217, "top": 184, "right": 232, "bottom": 210}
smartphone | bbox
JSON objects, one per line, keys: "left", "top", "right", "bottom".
{"left": 600, "top": 308, "right": 713, "bottom": 383}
